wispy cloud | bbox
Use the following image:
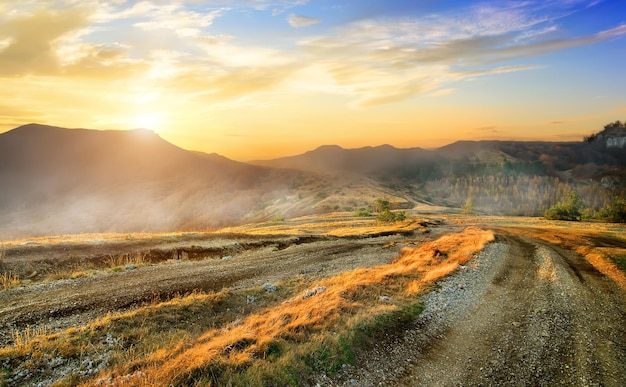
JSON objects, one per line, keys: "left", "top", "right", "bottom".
{"left": 288, "top": 14, "right": 320, "bottom": 28}
{"left": 290, "top": 1, "right": 624, "bottom": 106}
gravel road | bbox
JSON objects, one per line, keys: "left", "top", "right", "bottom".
{"left": 329, "top": 234, "right": 626, "bottom": 386}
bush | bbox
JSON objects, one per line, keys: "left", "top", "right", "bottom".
{"left": 353, "top": 208, "right": 373, "bottom": 217}
{"left": 370, "top": 198, "right": 406, "bottom": 222}
{"left": 376, "top": 209, "right": 406, "bottom": 222}
{"left": 544, "top": 191, "right": 584, "bottom": 221}
{"left": 596, "top": 197, "right": 626, "bottom": 223}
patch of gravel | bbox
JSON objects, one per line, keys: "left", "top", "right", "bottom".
{"left": 325, "top": 241, "right": 508, "bottom": 386}
{"left": 419, "top": 241, "right": 507, "bottom": 327}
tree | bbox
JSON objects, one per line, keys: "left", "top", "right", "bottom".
{"left": 462, "top": 197, "right": 474, "bottom": 214}
{"left": 544, "top": 191, "right": 584, "bottom": 221}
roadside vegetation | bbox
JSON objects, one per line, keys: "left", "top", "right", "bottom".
{"left": 0, "top": 227, "right": 494, "bottom": 386}
{"left": 544, "top": 191, "right": 626, "bottom": 223}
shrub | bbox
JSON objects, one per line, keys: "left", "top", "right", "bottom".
{"left": 544, "top": 191, "right": 584, "bottom": 221}
{"left": 596, "top": 197, "right": 626, "bottom": 223}
{"left": 376, "top": 209, "right": 406, "bottom": 222}
{"left": 353, "top": 208, "right": 372, "bottom": 217}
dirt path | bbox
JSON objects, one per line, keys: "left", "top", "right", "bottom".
{"left": 332, "top": 233, "right": 626, "bottom": 386}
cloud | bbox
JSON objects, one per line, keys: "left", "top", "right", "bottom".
{"left": 292, "top": 1, "right": 626, "bottom": 106}
{"left": 430, "top": 88, "right": 454, "bottom": 97}
{"left": 133, "top": 5, "right": 227, "bottom": 38}
{"left": 0, "top": 7, "right": 89, "bottom": 75}
{"left": 288, "top": 14, "right": 320, "bottom": 28}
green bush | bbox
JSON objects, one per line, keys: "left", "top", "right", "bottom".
{"left": 353, "top": 208, "right": 373, "bottom": 217}
{"left": 596, "top": 197, "right": 626, "bottom": 223}
{"left": 376, "top": 209, "right": 406, "bottom": 222}
{"left": 544, "top": 191, "right": 584, "bottom": 221}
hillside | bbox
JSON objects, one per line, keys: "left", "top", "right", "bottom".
{"left": 253, "top": 124, "right": 626, "bottom": 216}
{"left": 0, "top": 124, "right": 306, "bottom": 238}
{"left": 0, "top": 124, "right": 412, "bottom": 239}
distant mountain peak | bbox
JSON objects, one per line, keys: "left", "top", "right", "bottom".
{"left": 313, "top": 144, "right": 344, "bottom": 152}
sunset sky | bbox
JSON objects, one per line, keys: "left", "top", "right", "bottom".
{"left": 0, "top": 0, "right": 624, "bottom": 160}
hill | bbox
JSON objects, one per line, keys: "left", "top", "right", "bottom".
{"left": 252, "top": 124, "right": 626, "bottom": 217}
{"left": 0, "top": 124, "right": 413, "bottom": 239}
{"left": 251, "top": 144, "right": 436, "bottom": 175}
{"left": 0, "top": 124, "right": 306, "bottom": 238}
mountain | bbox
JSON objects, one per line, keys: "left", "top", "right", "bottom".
{"left": 0, "top": 124, "right": 310, "bottom": 238}
{"left": 251, "top": 144, "right": 435, "bottom": 175}
{"left": 0, "top": 124, "right": 417, "bottom": 239}
{"left": 251, "top": 129, "right": 626, "bottom": 217}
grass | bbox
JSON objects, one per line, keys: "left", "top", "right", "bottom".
{"left": 0, "top": 225, "right": 494, "bottom": 386}
{"left": 10, "top": 325, "right": 49, "bottom": 350}
{"left": 1, "top": 271, "right": 20, "bottom": 290}
{"left": 610, "top": 253, "right": 626, "bottom": 272}
{"left": 218, "top": 212, "right": 426, "bottom": 238}
{"left": 93, "top": 227, "right": 492, "bottom": 386}
{"left": 106, "top": 252, "right": 147, "bottom": 270}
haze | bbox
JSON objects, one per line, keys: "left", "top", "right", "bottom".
{"left": 0, "top": 0, "right": 625, "bottom": 160}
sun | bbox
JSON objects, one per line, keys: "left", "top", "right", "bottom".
{"left": 131, "top": 113, "right": 162, "bottom": 131}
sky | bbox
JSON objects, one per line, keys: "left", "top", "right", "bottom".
{"left": 0, "top": 0, "right": 624, "bottom": 160}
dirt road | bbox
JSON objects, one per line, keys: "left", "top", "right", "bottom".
{"left": 332, "top": 233, "right": 626, "bottom": 386}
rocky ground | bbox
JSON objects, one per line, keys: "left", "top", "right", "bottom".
{"left": 0, "top": 231, "right": 431, "bottom": 347}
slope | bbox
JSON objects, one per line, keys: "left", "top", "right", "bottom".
{"left": 0, "top": 124, "right": 302, "bottom": 238}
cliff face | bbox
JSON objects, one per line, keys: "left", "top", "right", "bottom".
{"left": 606, "top": 136, "right": 626, "bottom": 149}
{"left": 591, "top": 121, "right": 626, "bottom": 149}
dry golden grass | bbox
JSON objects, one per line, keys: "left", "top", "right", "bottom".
{"left": 0, "top": 220, "right": 494, "bottom": 386}
{"left": 92, "top": 227, "right": 493, "bottom": 386}
{"left": 218, "top": 213, "right": 424, "bottom": 238}
{"left": 106, "top": 252, "right": 147, "bottom": 269}
{"left": 1, "top": 271, "right": 20, "bottom": 290}
{"left": 10, "top": 325, "right": 49, "bottom": 350}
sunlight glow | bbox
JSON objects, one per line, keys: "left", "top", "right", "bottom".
{"left": 131, "top": 113, "right": 162, "bottom": 131}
